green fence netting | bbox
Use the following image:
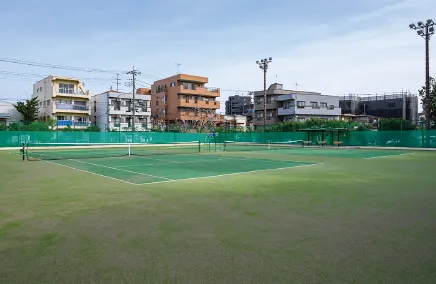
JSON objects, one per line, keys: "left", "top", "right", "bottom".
{"left": 1, "top": 130, "right": 436, "bottom": 148}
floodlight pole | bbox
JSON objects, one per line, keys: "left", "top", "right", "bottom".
{"left": 410, "top": 19, "right": 434, "bottom": 130}
{"left": 256, "top": 57, "right": 272, "bottom": 128}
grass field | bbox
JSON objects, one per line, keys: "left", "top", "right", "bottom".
{"left": 1, "top": 145, "right": 436, "bottom": 283}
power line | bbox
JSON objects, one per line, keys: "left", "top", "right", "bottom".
{"left": 0, "top": 57, "right": 124, "bottom": 74}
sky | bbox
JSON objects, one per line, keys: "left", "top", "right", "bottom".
{"left": 0, "top": 0, "right": 435, "bottom": 112}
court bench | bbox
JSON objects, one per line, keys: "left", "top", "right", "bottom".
{"left": 333, "top": 141, "right": 344, "bottom": 147}
{"left": 302, "top": 141, "right": 312, "bottom": 147}
{"left": 317, "top": 141, "right": 327, "bottom": 146}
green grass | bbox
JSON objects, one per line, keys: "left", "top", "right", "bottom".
{"left": 1, "top": 147, "right": 436, "bottom": 283}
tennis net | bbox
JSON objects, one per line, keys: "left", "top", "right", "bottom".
{"left": 223, "top": 140, "right": 303, "bottom": 152}
{"left": 25, "top": 141, "right": 201, "bottom": 161}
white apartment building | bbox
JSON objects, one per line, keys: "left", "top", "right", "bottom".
{"left": 91, "top": 91, "right": 151, "bottom": 131}
{"left": 0, "top": 101, "right": 22, "bottom": 125}
{"left": 253, "top": 83, "right": 341, "bottom": 126}
{"left": 32, "top": 76, "right": 91, "bottom": 129}
{"left": 277, "top": 93, "right": 342, "bottom": 122}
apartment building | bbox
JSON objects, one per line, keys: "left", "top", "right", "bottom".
{"left": 32, "top": 76, "right": 91, "bottom": 128}
{"left": 91, "top": 90, "right": 151, "bottom": 131}
{"left": 253, "top": 83, "right": 341, "bottom": 127}
{"left": 225, "top": 95, "right": 253, "bottom": 115}
{"left": 151, "top": 74, "right": 220, "bottom": 126}
{"left": 339, "top": 92, "right": 419, "bottom": 125}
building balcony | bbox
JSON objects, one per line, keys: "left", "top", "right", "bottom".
{"left": 55, "top": 104, "right": 90, "bottom": 114}
{"left": 56, "top": 120, "right": 90, "bottom": 128}
{"left": 57, "top": 120, "right": 73, "bottom": 127}
{"left": 177, "top": 100, "right": 220, "bottom": 109}
{"left": 277, "top": 106, "right": 342, "bottom": 116}
{"left": 175, "top": 85, "right": 220, "bottom": 97}
{"left": 276, "top": 94, "right": 296, "bottom": 101}
{"left": 54, "top": 91, "right": 90, "bottom": 99}
{"left": 278, "top": 108, "right": 296, "bottom": 116}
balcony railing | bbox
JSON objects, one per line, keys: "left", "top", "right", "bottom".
{"left": 56, "top": 104, "right": 89, "bottom": 111}
{"left": 56, "top": 120, "right": 89, "bottom": 127}
{"left": 57, "top": 120, "right": 73, "bottom": 126}
{"left": 206, "top": 87, "right": 219, "bottom": 93}
{"left": 75, "top": 121, "right": 90, "bottom": 127}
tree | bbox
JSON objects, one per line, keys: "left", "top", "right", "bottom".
{"left": 418, "top": 77, "right": 436, "bottom": 128}
{"left": 13, "top": 97, "right": 39, "bottom": 122}
{"left": 378, "top": 118, "right": 415, "bottom": 130}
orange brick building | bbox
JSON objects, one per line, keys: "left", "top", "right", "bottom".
{"left": 151, "top": 74, "right": 220, "bottom": 126}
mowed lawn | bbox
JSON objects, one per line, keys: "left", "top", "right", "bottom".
{"left": 1, "top": 149, "right": 436, "bottom": 283}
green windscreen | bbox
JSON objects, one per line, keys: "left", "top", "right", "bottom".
{"left": 1, "top": 130, "right": 436, "bottom": 149}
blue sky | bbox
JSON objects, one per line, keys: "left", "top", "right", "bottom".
{"left": 0, "top": 0, "right": 435, "bottom": 112}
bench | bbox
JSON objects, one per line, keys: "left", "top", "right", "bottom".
{"left": 302, "top": 141, "right": 312, "bottom": 147}
{"left": 333, "top": 141, "right": 344, "bottom": 147}
{"left": 317, "top": 140, "right": 327, "bottom": 146}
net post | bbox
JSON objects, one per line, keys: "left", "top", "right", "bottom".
{"left": 268, "top": 140, "right": 271, "bottom": 150}
{"left": 128, "top": 144, "right": 131, "bottom": 156}
{"left": 223, "top": 141, "right": 227, "bottom": 152}
{"left": 198, "top": 140, "right": 201, "bottom": 153}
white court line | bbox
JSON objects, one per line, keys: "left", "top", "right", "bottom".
{"left": 139, "top": 163, "right": 324, "bottom": 185}
{"left": 363, "top": 153, "right": 413, "bottom": 160}
{"left": 114, "top": 159, "right": 228, "bottom": 168}
{"left": 208, "top": 155, "right": 308, "bottom": 164}
{"left": 70, "top": 159, "right": 173, "bottom": 181}
{"left": 44, "top": 160, "right": 139, "bottom": 185}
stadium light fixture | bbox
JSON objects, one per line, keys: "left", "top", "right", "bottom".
{"left": 409, "top": 19, "right": 435, "bottom": 130}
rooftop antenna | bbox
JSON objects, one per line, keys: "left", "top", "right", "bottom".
{"left": 276, "top": 74, "right": 278, "bottom": 83}
{"left": 175, "top": 63, "right": 181, "bottom": 74}
{"left": 295, "top": 82, "right": 299, "bottom": 90}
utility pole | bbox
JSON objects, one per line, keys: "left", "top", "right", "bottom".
{"left": 256, "top": 57, "right": 272, "bottom": 128}
{"left": 127, "top": 66, "right": 141, "bottom": 132}
{"left": 114, "top": 73, "right": 121, "bottom": 92}
{"left": 409, "top": 19, "right": 435, "bottom": 130}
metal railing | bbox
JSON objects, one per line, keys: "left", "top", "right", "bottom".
{"left": 56, "top": 104, "right": 89, "bottom": 111}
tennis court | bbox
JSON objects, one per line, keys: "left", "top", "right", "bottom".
{"left": 221, "top": 141, "right": 412, "bottom": 159}
{"left": 22, "top": 141, "right": 411, "bottom": 185}
{"left": 3, "top": 140, "right": 436, "bottom": 284}
{"left": 41, "top": 154, "right": 317, "bottom": 185}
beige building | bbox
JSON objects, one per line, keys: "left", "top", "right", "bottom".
{"left": 151, "top": 74, "right": 220, "bottom": 127}
{"left": 32, "top": 76, "right": 91, "bottom": 129}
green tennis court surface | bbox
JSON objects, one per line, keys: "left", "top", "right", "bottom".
{"left": 49, "top": 154, "right": 317, "bottom": 185}
{"left": 2, "top": 144, "right": 436, "bottom": 284}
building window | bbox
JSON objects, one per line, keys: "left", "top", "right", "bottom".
{"left": 255, "top": 97, "right": 264, "bottom": 105}
{"left": 59, "top": 83, "right": 75, "bottom": 94}
{"left": 156, "top": 100, "right": 158, "bottom": 106}
{"left": 320, "top": 102, "right": 327, "bottom": 108}
{"left": 170, "top": 82, "right": 176, "bottom": 87}
{"left": 311, "top": 101, "right": 318, "bottom": 108}
{"left": 328, "top": 105, "right": 335, "bottom": 110}
{"left": 297, "top": 101, "right": 305, "bottom": 108}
